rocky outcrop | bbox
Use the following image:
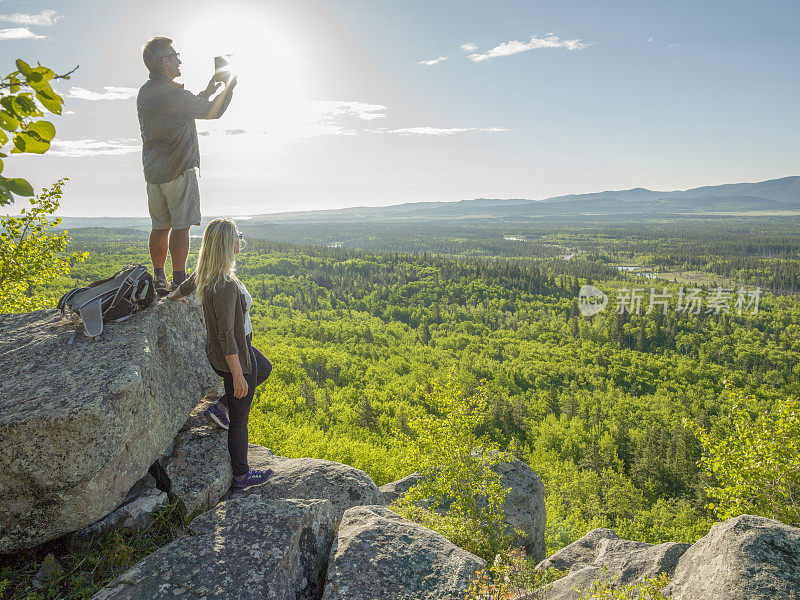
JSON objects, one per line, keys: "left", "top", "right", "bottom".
{"left": 537, "top": 517, "right": 800, "bottom": 600}
{"left": 536, "top": 527, "right": 689, "bottom": 600}
{"left": 321, "top": 504, "right": 486, "bottom": 600}
{"left": 481, "top": 450, "right": 546, "bottom": 563}
{"left": 91, "top": 497, "right": 337, "bottom": 600}
{"left": 233, "top": 444, "right": 385, "bottom": 521}
{"left": 537, "top": 528, "right": 621, "bottom": 573}
{"left": 161, "top": 399, "right": 232, "bottom": 516}
{"left": 69, "top": 473, "right": 168, "bottom": 547}
{"left": 666, "top": 514, "right": 800, "bottom": 600}
{"left": 382, "top": 450, "right": 547, "bottom": 563}
{"left": 379, "top": 471, "right": 422, "bottom": 504}
{"left": 0, "top": 301, "right": 219, "bottom": 552}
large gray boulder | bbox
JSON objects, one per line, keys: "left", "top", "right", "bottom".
{"left": 482, "top": 450, "right": 546, "bottom": 562}
{"left": 162, "top": 399, "right": 232, "bottom": 516}
{"left": 536, "top": 528, "right": 689, "bottom": 600}
{"left": 91, "top": 497, "right": 336, "bottom": 600}
{"left": 0, "top": 301, "right": 218, "bottom": 552}
{"left": 379, "top": 471, "right": 422, "bottom": 504}
{"left": 667, "top": 514, "right": 800, "bottom": 600}
{"left": 235, "top": 444, "right": 384, "bottom": 521}
{"left": 536, "top": 528, "right": 620, "bottom": 572}
{"left": 321, "top": 504, "right": 485, "bottom": 600}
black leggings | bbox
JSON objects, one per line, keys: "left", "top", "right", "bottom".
{"left": 212, "top": 335, "right": 272, "bottom": 476}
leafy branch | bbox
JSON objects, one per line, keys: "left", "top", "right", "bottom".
{"left": 0, "top": 60, "right": 78, "bottom": 205}
{"left": 0, "top": 64, "right": 78, "bottom": 91}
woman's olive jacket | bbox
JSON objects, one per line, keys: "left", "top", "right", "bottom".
{"left": 178, "top": 274, "right": 252, "bottom": 374}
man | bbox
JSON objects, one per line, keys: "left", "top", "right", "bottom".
{"left": 137, "top": 37, "right": 237, "bottom": 294}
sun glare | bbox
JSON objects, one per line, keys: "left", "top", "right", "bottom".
{"left": 176, "top": 9, "right": 310, "bottom": 142}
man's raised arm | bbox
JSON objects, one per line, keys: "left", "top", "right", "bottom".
{"left": 178, "top": 77, "right": 236, "bottom": 120}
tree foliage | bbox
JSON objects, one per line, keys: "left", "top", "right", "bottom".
{"left": 577, "top": 573, "right": 670, "bottom": 600}
{"left": 687, "top": 392, "right": 800, "bottom": 526}
{"left": 464, "top": 548, "right": 565, "bottom": 600}
{"left": 35, "top": 227, "right": 800, "bottom": 556}
{"left": 0, "top": 59, "right": 83, "bottom": 313}
{"left": 0, "top": 59, "right": 75, "bottom": 205}
{"left": 391, "top": 373, "right": 516, "bottom": 561}
{"left": 0, "top": 179, "right": 86, "bottom": 313}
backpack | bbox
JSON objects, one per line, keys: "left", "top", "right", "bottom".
{"left": 57, "top": 264, "right": 156, "bottom": 342}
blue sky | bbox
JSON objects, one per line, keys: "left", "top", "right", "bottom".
{"left": 2, "top": 0, "right": 798, "bottom": 217}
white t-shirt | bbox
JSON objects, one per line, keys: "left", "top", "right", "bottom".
{"left": 237, "top": 280, "right": 253, "bottom": 337}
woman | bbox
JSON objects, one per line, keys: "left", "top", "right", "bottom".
{"left": 168, "top": 218, "right": 273, "bottom": 492}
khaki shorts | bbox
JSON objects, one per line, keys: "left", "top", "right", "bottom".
{"left": 146, "top": 168, "right": 201, "bottom": 230}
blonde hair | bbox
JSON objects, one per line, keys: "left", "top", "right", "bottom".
{"left": 194, "top": 218, "right": 238, "bottom": 305}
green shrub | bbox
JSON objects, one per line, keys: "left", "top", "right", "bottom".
{"left": 392, "top": 372, "right": 517, "bottom": 562}
{"left": 686, "top": 393, "right": 800, "bottom": 526}
{"left": 578, "top": 573, "right": 670, "bottom": 600}
{"left": 464, "top": 547, "right": 565, "bottom": 600}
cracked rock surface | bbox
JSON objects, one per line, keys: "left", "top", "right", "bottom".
{"left": 91, "top": 497, "right": 336, "bottom": 600}
{"left": 0, "top": 301, "right": 218, "bottom": 551}
{"left": 321, "top": 504, "right": 485, "bottom": 600}
{"left": 666, "top": 514, "right": 800, "bottom": 600}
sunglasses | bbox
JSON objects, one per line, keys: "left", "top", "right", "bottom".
{"left": 163, "top": 52, "right": 180, "bottom": 59}
{"left": 237, "top": 231, "right": 244, "bottom": 240}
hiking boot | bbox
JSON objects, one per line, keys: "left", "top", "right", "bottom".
{"left": 204, "top": 401, "right": 230, "bottom": 430}
{"left": 232, "top": 468, "right": 274, "bottom": 492}
{"left": 154, "top": 273, "right": 170, "bottom": 296}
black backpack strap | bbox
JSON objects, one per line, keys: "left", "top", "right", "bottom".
{"left": 105, "top": 267, "right": 139, "bottom": 318}
{"left": 57, "top": 287, "right": 83, "bottom": 316}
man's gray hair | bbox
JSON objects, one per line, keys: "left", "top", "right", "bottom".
{"left": 142, "top": 37, "right": 174, "bottom": 74}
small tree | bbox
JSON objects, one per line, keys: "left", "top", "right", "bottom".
{"left": 0, "top": 59, "right": 83, "bottom": 312}
{"left": 465, "top": 549, "right": 565, "bottom": 600}
{"left": 576, "top": 573, "right": 670, "bottom": 600}
{"left": 0, "top": 178, "right": 85, "bottom": 312}
{"left": 686, "top": 393, "right": 800, "bottom": 526}
{"left": 392, "top": 372, "right": 516, "bottom": 561}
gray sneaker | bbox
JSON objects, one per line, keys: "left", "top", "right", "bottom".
{"left": 155, "top": 273, "right": 170, "bottom": 296}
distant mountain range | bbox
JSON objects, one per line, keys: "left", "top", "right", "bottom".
{"left": 59, "top": 176, "right": 800, "bottom": 229}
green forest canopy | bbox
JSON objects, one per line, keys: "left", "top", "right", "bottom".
{"left": 41, "top": 228, "right": 800, "bottom": 554}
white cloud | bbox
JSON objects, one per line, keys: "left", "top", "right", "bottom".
{"left": 420, "top": 56, "right": 448, "bottom": 66}
{"left": 191, "top": 100, "right": 503, "bottom": 141}
{"left": 0, "top": 27, "right": 47, "bottom": 40}
{"left": 310, "top": 100, "right": 387, "bottom": 121}
{"left": 67, "top": 87, "right": 138, "bottom": 101}
{"left": 198, "top": 128, "right": 247, "bottom": 136}
{"left": 648, "top": 37, "right": 656, "bottom": 43}
{"left": 0, "top": 10, "right": 63, "bottom": 26}
{"left": 389, "top": 127, "right": 470, "bottom": 135}
{"left": 288, "top": 101, "right": 387, "bottom": 138}
{"left": 467, "top": 34, "right": 590, "bottom": 62}
{"left": 381, "top": 126, "right": 508, "bottom": 136}
{"left": 461, "top": 42, "right": 478, "bottom": 52}
{"left": 297, "top": 123, "right": 360, "bottom": 137}
{"left": 296, "top": 102, "right": 505, "bottom": 138}
{"left": 49, "top": 139, "right": 141, "bottom": 157}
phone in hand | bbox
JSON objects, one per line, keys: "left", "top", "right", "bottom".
{"left": 214, "top": 54, "right": 234, "bottom": 83}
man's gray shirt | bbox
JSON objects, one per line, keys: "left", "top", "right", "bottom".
{"left": 137, "top": 72, "right": 234, "bottom": 185}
